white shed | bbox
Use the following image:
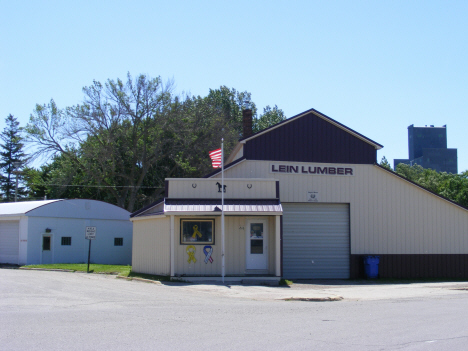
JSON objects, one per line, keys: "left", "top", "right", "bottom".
{"left": 0, "top": 199, "right": 132, "bottom": 265}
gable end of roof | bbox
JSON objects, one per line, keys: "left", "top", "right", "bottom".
{"left": 240, "top": 108, "right": 383, "bottom": 150}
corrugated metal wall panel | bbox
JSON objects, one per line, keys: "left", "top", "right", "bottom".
{"left": 282, "top": 203, "right": 350, "bottom": 279}
{"left": 214, "top": 160, "right": 468, "bottom": 255}
{"left": 132, "top": 218, "right": 170, "bottom": 275}
{"left": 0, "top": 220, "right": 19, "bottom": 264}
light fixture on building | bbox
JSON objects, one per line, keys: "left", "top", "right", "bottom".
{"left": 45, "top": 228, "right": 52, "bottom": 233}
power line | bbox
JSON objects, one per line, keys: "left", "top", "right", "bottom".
{"left": 29, "top": 184, "right": 162, "bottom": 189}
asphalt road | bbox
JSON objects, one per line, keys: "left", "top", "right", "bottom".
{"left": 2, "top": 269, "right": 468, "bottom": 351}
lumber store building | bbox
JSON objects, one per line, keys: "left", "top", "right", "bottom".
{"left": 131, "top": 108, "right": 468, "bottom": 280}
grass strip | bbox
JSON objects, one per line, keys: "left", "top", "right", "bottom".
{"left": 20, "top": 264, "right": 173, "bottom": 282}
{"left": 22, "top": 264, "right": 131, "bottom": 276}
{"left": 279, "top": 279, "right": 293, "bottom": 286}
{"left": 127, "top": 271, "right": 171, "bottom": 282}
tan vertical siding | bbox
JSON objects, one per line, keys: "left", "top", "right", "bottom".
{"left": 225, "top": 217, "right": 247, "bottom": 274}
{"left": 268, "top": 216, "right": 276, "bottom": 273}
{"left": 175, "top": 216, "right": 248, "bottom": 275}
{"left": 167, "top": 179, "right": 276, "bottom": 199}
{"left": 132, "top": 217, "right": 170, "bottom": 275}
{"left": 174, "top": 217, "right": 220, "bottom": 276}
{"left": 213, "top": 160, "right": 468, "bottom": 255}
{"left": 173, "top": 215, "right": 276, "bottom": 275}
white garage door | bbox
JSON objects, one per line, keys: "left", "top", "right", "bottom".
{"left": 0, "top": 221, "right": 20, "bottom": 264}
{"left": 282, "top": 203, "right": 350, "bottom": 279}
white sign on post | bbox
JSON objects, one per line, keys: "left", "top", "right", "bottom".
{"left": 85, "top": 226, "right": 96, "bottom": 240}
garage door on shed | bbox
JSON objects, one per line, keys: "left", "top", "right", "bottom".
{"left": 0, "top": 220, "right": 20, "bottom": 264}
{"left": 282, "top": 203, "right": 350, "bottom": 279}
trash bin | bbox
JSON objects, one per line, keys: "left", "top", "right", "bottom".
{"left": 364, "top": 255, "right": 380, "bottom": 279}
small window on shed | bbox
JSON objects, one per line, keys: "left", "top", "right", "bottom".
{"left": 61, "top": 237, "right": 72, "bottom": 246}
{"left": 114, "top": 238, "right": 123, "bottom": 246}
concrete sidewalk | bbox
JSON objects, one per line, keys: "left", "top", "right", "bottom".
{"left": 161, "top": 279, "right": 468, "bottom": 302}
{"left": 7, "top": 266, "right": 468, "bottom": 302}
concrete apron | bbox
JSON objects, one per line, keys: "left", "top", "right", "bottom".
{"left": 172, "top": 276, "right": 281, "bottom": 286}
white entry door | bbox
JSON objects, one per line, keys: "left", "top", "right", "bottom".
{"left": 246, "top": 219, "right": 268, "bottom": 270}
{"left": 42, "top": 234, "right": 53, "bottom": 264}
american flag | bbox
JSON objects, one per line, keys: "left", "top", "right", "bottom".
{"left": 209, "top": 148, "right": 222, "bottom": 168}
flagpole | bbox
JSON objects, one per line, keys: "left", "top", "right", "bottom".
{"left": 221, "top": 138, "right": 225, "bottom": 284}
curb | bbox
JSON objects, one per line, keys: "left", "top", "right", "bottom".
{"left": 19, "top": 267, "right": 75, "bottom": 273}
{"left": 282, "top": 296, "right": 343, "bottom": 302}
{"left": 116, "top": 275, "right": 162, "bottom": 285}
{"left": 19, "top": 267, "right": 119, "bottom": 275}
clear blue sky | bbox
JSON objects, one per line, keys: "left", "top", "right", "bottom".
{"left": 1, "top": 1, "right": 467, "bottom": 171}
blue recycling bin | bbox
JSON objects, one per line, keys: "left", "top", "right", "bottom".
{"left": 364, "top": 256, "right": 380, "bottom": 279}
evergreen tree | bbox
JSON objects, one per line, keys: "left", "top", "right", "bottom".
{"left": 379, "top": 156, "right": 392, "bottom": 170}
{"left": 0, "top": 114, "right": 27, "bottom": 201}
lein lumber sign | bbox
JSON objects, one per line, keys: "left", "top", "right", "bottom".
{"left": 270, "top": 163, "right": 354, "bottom": 176}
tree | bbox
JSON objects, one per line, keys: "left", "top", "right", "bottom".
{"left": 395, "top": 163, "right": 425, "bottom": 182}
{"left": 253, "top": 105, "right": 286, "bottom": 133}
{"left": 168, "top": 89, "right": 286, "bottom": 178}
{"left": 0, "top": 114, "right": 27, "bottom": 201}
{"left": 23, "top": 153, "right": 106, "bottom": 201}
{"left": 167, "top": 86, "right": 257, "bottom": 178}
{"left": 26, "top": 73, "right": 174, "bottom": 211}
{"left": 395, "top": 163, "right": 468, "bottom": 208}
{"left": 379, "top": 156, "right": 392, "bottom": 170}
{"left": 25, "top": 75, "right": 286, "bottom": 211}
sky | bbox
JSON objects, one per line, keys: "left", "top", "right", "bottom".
{"left": 1, "top": 0, "right": 467, "bottom": 171}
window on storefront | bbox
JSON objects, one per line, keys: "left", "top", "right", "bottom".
{"left": 61, "top": 237, "right": 72, "bottom": 246}
{"left": 180, "top": 219, "right": 215, "bottom": 244}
